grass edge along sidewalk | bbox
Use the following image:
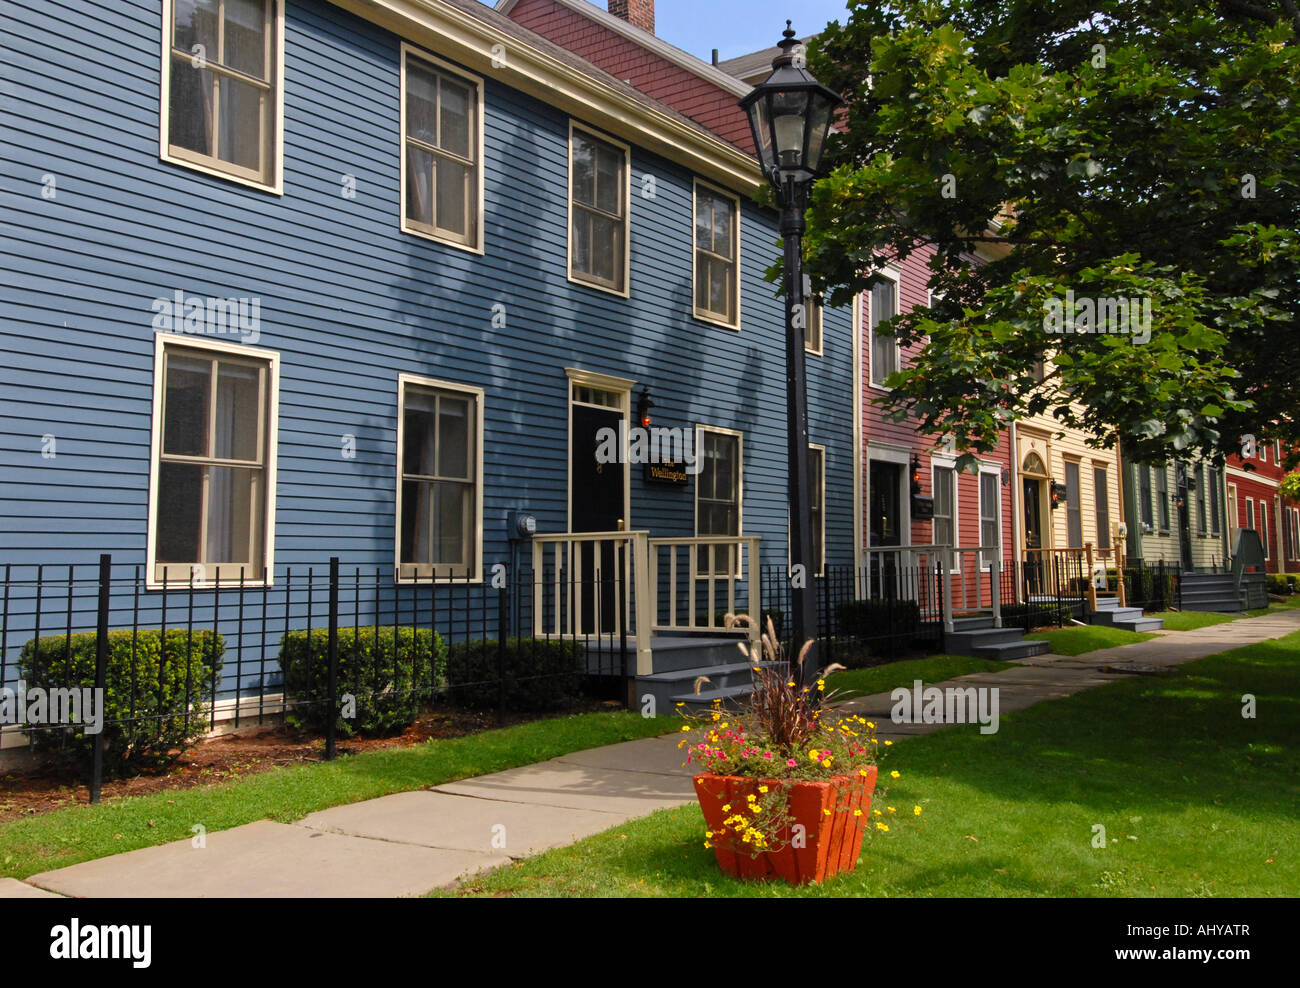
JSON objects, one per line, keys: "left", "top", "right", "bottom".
{"left": 441, "top": 630, "right": 1300, "bottom": 898}
{"left": 0, "top": 654, "right": 1007, "bottom": 880}
{"left": 0, "top": 711, "right": 673, "bottom": 880}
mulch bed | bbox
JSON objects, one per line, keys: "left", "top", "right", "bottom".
{"left": 0, "top": 700, "right": 617, "bottom": 824}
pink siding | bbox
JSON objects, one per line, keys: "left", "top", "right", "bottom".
{"left": 506, "top": 0, "right": 755, "bottom": 152}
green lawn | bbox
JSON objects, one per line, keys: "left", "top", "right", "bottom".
{"left": 0, "top": 711, "right": 673, "bottom": 880}
{"left": 1024, "top": 624, "right": 1158, "bottom": 655}
{"left": 1154, "top": 610, "right": 1238, "bottom": 631}
{"left": 825, "top": 655, "right": 1013, "bottom": 699}
{"left": 443, "top": 632, "right": 1300, "bottom": 897}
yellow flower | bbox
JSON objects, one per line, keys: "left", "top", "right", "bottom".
{"left": 809, "top": 750, "right": 821, "bottom": 762}
{"left": 867, "top": 721, "right": 876, "bottom": 729}
{"left": 758, "top": 785, "right": 769, "bottom": 794}
{"left": 888, "top": 806, "right": 896, "bottom": 814}
{"left": 853, "top": 809, "right": 863, "bottom": 817}
{"left": 884, "top": 740, "right": 893, "bottom": 746}
{"left": 914, "top": 805, "right": 922, "bottom": 816}
{"left": 875, "top": 822, "right": 890, "bottom": 832}
{"left": 722, "top": 804, "right": 731, "bottom": 812}
{"left": 816, "top": 679, "right": 826, "bottom": 691}
{"left": 823, "top": 808, "right": 832, "bottom": 816}
{"left": 873, "top": 809, "right": 882, "bottom": 816}
{"left": 680, "top": 725, "right": 691, "bottom": 732}
{"left": 890, "top": 770, "right": 901, "bottom": 779}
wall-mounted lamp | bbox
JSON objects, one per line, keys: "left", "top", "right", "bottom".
{"left": 1050, "top": 481, "right": 1068, "bottom": 510}
{"left": 910, "top": 454, "right": 923, "bottom": 497}
{"left": 636, "top": 387, "right": 655, "bottom": 429}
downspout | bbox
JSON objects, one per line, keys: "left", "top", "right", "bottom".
{"left": 1010, "top": 420, "right": 1022, "bottom": 601}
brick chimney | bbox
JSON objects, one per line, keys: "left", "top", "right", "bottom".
{"left": 609, "top": 0, "right": 654, "bottom": 35}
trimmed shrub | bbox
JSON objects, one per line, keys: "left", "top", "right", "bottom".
{"left": 18, "top": 629, "right": 224, "bottom": 776}
{"left": 1266, "top": 574, "right": 1291, "bottom": 596}
{"left": 999, "top": 602, "right": 1058, "bottom": 630}
{"left": 445, "top": 638, "right": 586, "bottom": 712}
{"left": 834, "top": 599, "right": 921, "bottom": 661}
{"left": 279, "top": 626, "right": 446, "bottom": 738}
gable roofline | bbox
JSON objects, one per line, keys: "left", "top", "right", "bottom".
{"left": 328, "top": 0, "right": 762, "bottom": 195}
{"left": 495, "top": 0, "right": 754, "bottom": 98}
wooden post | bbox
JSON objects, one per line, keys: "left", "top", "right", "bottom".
{"left": 1086, "top": 542, "right": 1098, "bottom": 611}
{"left": 1117, "top": 542, "right": 1128, "bottom": 608}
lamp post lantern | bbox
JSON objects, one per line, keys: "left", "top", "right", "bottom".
{"left": 740, "top": 22, "right": 841, "bottom": 687}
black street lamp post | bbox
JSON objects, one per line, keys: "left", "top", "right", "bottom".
{"left": 740, "top": 23, "right": 842, "bottom": 687}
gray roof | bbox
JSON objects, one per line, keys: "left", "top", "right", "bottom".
{"left": 716, "top": 35, "right": 818, "bottom": 85}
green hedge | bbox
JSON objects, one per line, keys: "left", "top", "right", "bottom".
{"left": 1266, "top": 573, "right": 1298, "bottom": 595}
{"left": 279, "top": 626, "right": 446, "bottom": 738}
{"left": 834, "top": 599, "right": 921, "bottom": 661}
{"left": 18, "top": 629, "right": 224, "bottom": 776}
{"left": 1117, "top": 566, "right": 1178, "bottom": 606}
{"left": 445, "top": 638, "right": 587, "bottom": 712}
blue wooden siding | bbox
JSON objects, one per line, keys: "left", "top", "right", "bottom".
{"left": 0, "top": 0, "right": 854, "bottom": 685}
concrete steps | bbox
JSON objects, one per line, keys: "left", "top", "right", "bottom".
{"left": 1088, "top": 596, "right": 1165, "bottom": 633}
{"left": 944, "top": 615, "right": 1051, "bottom": 660}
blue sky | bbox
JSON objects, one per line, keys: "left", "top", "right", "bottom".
{"left": 480, "top": 1, "right": 854, "bottom": 63}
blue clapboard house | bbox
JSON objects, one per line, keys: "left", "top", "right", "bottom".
{"left": 0, "top": 0, "right": 855, "bottom": 716}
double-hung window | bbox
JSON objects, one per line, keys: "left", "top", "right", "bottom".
{"left": 570, "top": 126, "right": 629, "bottom": 294}
{"left": 397, "top": 377, "right": 483, "bottom": 582}
{"left": 696, "top": 428, "right": 741, "bottom": 575}
{"left": 1094, "top": 466, "right": 1111, "bottom": 549}
{"left": 1156, "top": 466, "right": 1170, "bottom": 531}
{"left": 1065, "top": 460, "right": 1083, "bottom": 548}
{"left": 163, "top": 0, "right": 283, "bottom": 191}
{"left": 694, "top": 181, "right": 740, "bottom": 326}
{"left": 869, "top": 275, "right": 899, "bottom": 387}
{"left": 804, "top": 296, "right": 822, "bottom": 353}
{"left": 1139, "top": 466, "right": 1153, "bottom": 529}
{"left": 402, "top": 47, "right": 482, "bottom": 250}
{"left": 808, "top": 445, "right": 825, "bottom": 576}
{"left": 150, "top": 337, "right": 277, "bottom": 586}
{"left": 932, "top": 465, "right": 956, "bottom": 549}
{"left": 979, "top": 470, "right": 1000, "bottom": 569}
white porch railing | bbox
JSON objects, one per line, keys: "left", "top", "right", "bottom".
{"left": 862, "top": 544, "right": 1002, "bottom": 632}
{"left": 647, "top": 536, "right": 762, "bottom": 653}
{"left": 531, "top": 531, "right": 654, "bottom": 675}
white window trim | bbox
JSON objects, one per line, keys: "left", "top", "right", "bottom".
{"left": 1261, "top": 500, "right": 1270, "bottom": 559}
{"left": 788, "top": 443, "right": 827, "bottom": 577}
{"left": 1063, "top": 458, "right": 1084, "bottom": 549}
{"left": 146, "top": 332, "right": 280, "bottom": 590}
{"left": 978, "top": 463, "right": 1003, "bottom": 571}
{"left": 804, "top": 292, "right": 823, "bottom": 356}
{"left": 399, "top": 44, "right": 487, "bottom": 255}
{"left": 1092, "top": 462, "right": 1113, "bottom": 552}
{"left": 931, "top": 455, "right": 960, "bottom": 572}
{"left": 865, "top": 441, "right": 912, "bottom": 548}
{"left": 691, "top": 177, "right": 742, "bottom": 330}
{"left": 867, "top": 266, "right": 902, "bottom": 391}
{"left": 394, "top": 373, "right": 486, "bottom": 584}
{"left": 564, "top": 367, "right": 633, "bottom": 535}
{"left": 567, "top": 121, "right": 632, "bottom": 298}
{"left": 158, "top": 0, "right": 286, "bottom": 195}
{"left": 694, "top": 424, "right": 744, "bottom": 579}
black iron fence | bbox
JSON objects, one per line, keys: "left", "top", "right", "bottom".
{"left": 0, "top": 555, "right": 630, "bottom": 799}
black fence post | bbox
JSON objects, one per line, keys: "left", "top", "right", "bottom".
{"left": 325, "top": 557, "right": 340, "bottom": 762}
{"left": 89, "top": 554, "right": 111, "bottom": 804}
{"left": 497, "top": 584, "right": 508, "bottom": 727}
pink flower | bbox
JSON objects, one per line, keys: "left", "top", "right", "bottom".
{"left": 787, "top": 758, "right": 797, "bottom": 767}
{"left": 763, "top": 752, "right": 773, "bottom": 760}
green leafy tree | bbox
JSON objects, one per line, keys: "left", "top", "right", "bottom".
{"left": 804, "top": 0, "right": 1300, "bottom": 467}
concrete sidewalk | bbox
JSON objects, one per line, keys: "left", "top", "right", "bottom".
{"left": 8, "top": 608, "right": 1298, "bottom": 898}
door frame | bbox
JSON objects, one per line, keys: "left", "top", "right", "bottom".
{"left": 865, "top": 443, "right": 911, "bottom": 548}
{"left": 565, "top": 367, "right": 633, "bottom": 534}
{"left": 1019, "top": 447, "right": 1051, "bottom": 556}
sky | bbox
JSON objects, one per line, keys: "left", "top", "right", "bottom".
{"left": 478, "top": 0, "right": 854, "bottom": 63}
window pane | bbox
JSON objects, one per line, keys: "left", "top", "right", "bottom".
{"left": 707, "top": 257, "right": 733, "bottom": 319}
{"left": 595, "top": 145, "right": 621, "bottom": 215}
{"left": 173, "top": 0, "right": 220, "bottom": 54}
{"left": 591, "top": 213, "right": 619, "bottom": 283}
{"left": 439, "top": 77, "right": 471, "bottom": 159}
{"left": 403, "top": 390, "right": 437, "bottom": 477}
{"left": 164, "top": 355, "right": 211, "bottom": 456}
{"left": 168, "top": 57, "right": 215, "bottom": 156}
{"left": 406, "top": 64, "right": 437, "bottom": 146}
{"left": 695, "top": 198, "right": 712, "bottom": 250}
{"left": 223, "top": 0, "right": 268, "bottom": 79}
{"left": 435, "top": 483, "right": 467, "bottom": 564}
{"left": 205, "top": 465, "right": 261, "bottom": 564}
{"left": 218, "top": 75, "right": 263, "bottom": 172}
{"left": 870, "top": 280, "right": 896, "bottom": 328}
{"left": 400, "top": 479, "right": 432, "bottom": 564}
{"left": 437, "top": 396, "right": 470, "bottom": 479}
{"left": 572, "top": 211, "right": 592, "bottom": 277}
{"left": 711, "top": 197, "right": 733, "bottom": 257}
{"left": 406, "top": 144, "right": 434, "bottom": 227}
{"left": 435, "top": 156, "right": 468, "bottom": 236}
{"left": 214, "top": 361, "right": 262, "bottom": 462}
{"left": 157, "top": 461, "right": 204, "bottom": 563}
{"left": 572, "top": 135, "right": 595, "bottom": 206}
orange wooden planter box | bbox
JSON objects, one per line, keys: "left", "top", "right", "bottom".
{"left": 693, "top": 766, "right": 878, "bottom": 885}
